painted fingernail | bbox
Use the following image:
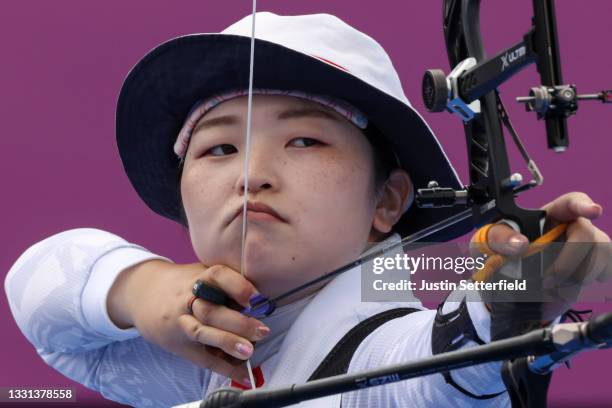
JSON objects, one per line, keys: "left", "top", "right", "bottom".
{"left": 255, "top": 325, "right": 271, "bottom": 339}
{"left": 589, "top": 203, "right": 603, "bottom": 214}
{"left": 506, "top": 236, "right": 527, "bottom": 253}
{"left": 235, "top": 342, "right": 253, "bottom": 357}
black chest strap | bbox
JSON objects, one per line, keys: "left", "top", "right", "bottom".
{"left": 308, "top": 307, "right": 420, "bottom": 381}
{"left": 307, "top": 302, "right": 507, "bottom": 401}
{"left": 431, "top": 299, "right": 505, "bottom": 400}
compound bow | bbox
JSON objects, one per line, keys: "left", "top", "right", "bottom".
{"left": 194, "top": 1, "right": 612, "bottom": 407}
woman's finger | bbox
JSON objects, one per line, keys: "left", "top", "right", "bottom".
{"left": 480, "top": 222, "right": 529, "bottom": 257}
{"left": 542, "top": 192, "right": 603, "bottom": 223}
{"left": 190, "top": 298, "right": 270, "bottom": 342}
{"left": 543, "top": 217, "right": 597, "bottom": 288}
{"left": 596, "top": 232, "right": 612, "bottom": 283}
{"left": 177, "top": 314, "right": 255, "bottom": 360}
{"left": 200, "top": 265, "right": 260, "bottom": 308}
{"left": 576, "top": 229, "right": 611, "bottom": 286}
{"left": 178, "top": 343, "right": 251, "bottom": 385}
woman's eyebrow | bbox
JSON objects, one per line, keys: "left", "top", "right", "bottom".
{"left": 277, "top": 107, "right": 341, "bottom": 122}
{"left": 193, "top": 115, "right": 239, "bottom": 136}
{"left": 192, "top": 107, "right": 340, "bottom": 137}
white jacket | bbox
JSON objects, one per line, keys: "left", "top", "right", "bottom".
{"left": 5, "top": 228, "right": 509, "bottom": 407}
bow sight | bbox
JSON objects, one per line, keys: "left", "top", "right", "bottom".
{"left": 419, "top": 0, "right": 611, "bottom": 212}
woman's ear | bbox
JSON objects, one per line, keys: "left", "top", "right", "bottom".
{"left": 371, "top": 169, "right": 413, "bottom": 234}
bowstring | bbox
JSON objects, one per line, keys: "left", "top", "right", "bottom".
{"left": 240, "top": 0, "right": 257, "bottom": 390}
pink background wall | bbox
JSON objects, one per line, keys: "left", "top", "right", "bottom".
{"left": 1, "top": 1, "right": 611, "bottom": 406}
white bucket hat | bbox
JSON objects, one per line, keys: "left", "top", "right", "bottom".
{"left": 116, "top": 12, "right": 470, "bottom": 240}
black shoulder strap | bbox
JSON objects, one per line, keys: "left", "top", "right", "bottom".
{"left": 431, "top": 299, "right": 505, "bottom": 400}
{"left": 308, "top": 307, "right": 420, "bottom": 381}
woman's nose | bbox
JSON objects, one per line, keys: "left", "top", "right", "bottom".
{"left": 235, "top": 146, "right": 279, "bottom": 195}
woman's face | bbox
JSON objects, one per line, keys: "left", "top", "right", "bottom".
{"left": 181, "top": 95, "right": 387, "bottom": 298}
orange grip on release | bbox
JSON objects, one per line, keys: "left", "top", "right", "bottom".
{"left": 471, "top": 223, "right": 568, "bottom": 282}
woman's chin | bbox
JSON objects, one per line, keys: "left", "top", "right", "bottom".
{"left": 243, "top": 264, "right": 300, "bottom": 297}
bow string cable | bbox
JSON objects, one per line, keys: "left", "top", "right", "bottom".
{"left": 240, "top": 0, "right": 258, "bottom": 389}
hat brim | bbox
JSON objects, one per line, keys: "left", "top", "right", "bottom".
{"left": 116, "top": 34, "right": 473, "bottom": 241}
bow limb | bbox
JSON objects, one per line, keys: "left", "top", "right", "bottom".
{"left": 427, "top": 1, "right": 609, "bottom": 405}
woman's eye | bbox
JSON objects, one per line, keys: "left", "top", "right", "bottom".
{"left": 289, "top": 137, "right": 321, "bottom": 148}
{"left": 203, "top": 144, "right": 237, "bottom": 157}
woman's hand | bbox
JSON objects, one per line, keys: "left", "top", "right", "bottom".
{"left": 472, "top": 192, "right": 611, "bottom": 321}
{"left": 108, "top": 260, "right": 270, "bottom": 386}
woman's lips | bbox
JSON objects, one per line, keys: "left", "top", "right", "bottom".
{"left": 244, "top": 210, "right": 283, "bottom": 222}
{"left": 230, "top": 202, "right": 286, "bottom": 224}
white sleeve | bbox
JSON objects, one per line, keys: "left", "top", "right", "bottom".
{"left": 4, "top": 228, "right": 209, "bottom": 407}
{"left": 39, "top": 336, "right": 209, "bottom": 407}
{"left": 343, "top": 290, "right": 511, "bottom": 408}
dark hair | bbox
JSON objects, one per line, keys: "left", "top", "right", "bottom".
{"left": 362, "top": 124, "right": 399, "bottom": 196}
{"left": 175, "top": 124, "right": 397, "bottom": 229}
{"left": 177, "top": 160, "right": 189, "bottom": 229}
